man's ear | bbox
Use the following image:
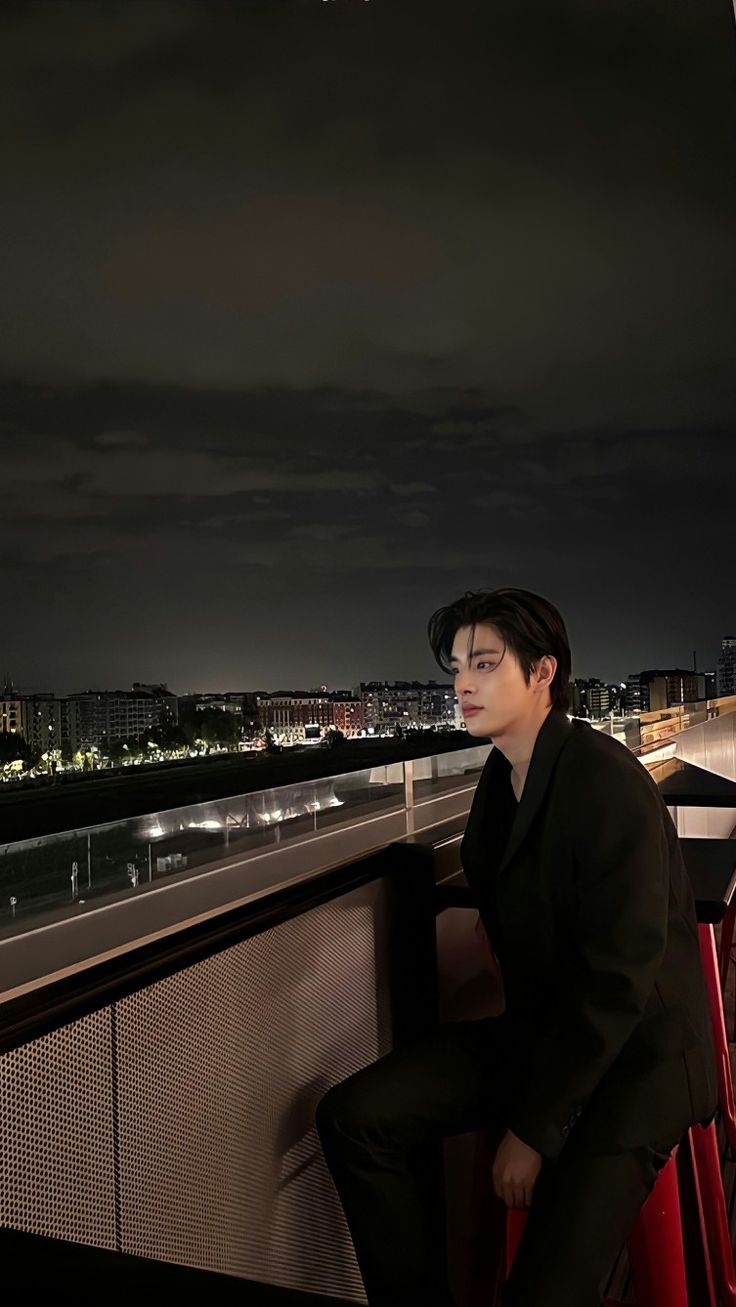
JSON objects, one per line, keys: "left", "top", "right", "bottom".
{"left": 538, "top": 653, "right": 557, "bottom": 691}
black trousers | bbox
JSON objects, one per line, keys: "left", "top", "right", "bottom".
{"left": 315, "top": 1012, "right": 678, "bottom": 1307}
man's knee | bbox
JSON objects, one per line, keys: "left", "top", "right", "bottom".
{"left": 314, "top": 1083, "right": 344, "bottom": 1137}
{"left": 315, "top": 1073, "right": 376, "bottom": 1142}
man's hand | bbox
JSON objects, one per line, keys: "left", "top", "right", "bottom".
{"left": 492, "top": 1129, "right": 543, "bottom": 1209}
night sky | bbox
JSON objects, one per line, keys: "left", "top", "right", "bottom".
{"left": 2, "top": 0, "right": 735, "bottom": 696}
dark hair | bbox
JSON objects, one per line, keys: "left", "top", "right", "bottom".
{"left": 427, "top": 586, "right": 572, "bottom": 713}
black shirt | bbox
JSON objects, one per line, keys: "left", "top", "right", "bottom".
{"left": 483, "top": 768, "right": 519, "bottom": 946}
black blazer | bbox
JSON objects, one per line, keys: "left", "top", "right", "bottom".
{"left": 460, "top": 706, "right": 718, "bottom": 1161}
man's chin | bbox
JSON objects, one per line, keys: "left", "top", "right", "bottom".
{"left": 463, "top": 715, "right": 487, "bottom": 735}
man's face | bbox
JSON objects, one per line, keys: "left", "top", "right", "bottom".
{"left": 449, "top": 623, "right": 537, "bottom": 736}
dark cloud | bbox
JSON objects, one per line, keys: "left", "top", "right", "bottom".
{"left": 1, "top": 1, "right": 734, "bottom": 693}
{"left": 1, "top": 0, "right": 734, "bottom": 426}
{"left": 2, "top": 381, "right": 734, "bottom": 694}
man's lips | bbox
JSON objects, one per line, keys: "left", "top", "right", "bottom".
{"left": 463, "top": 706, "right": 483, "bottom": 715}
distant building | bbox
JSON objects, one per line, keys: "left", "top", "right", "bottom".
{"left": 0, "top": 683, "right": 75, "bottom": 759}
{"left": 605, "top": 684, "right": 628, "bottom": 715}
{"left": 178, "top": 691, "right": 259, "bottom": 721}
{"left": 329, "top": 690, "right": 364, "bottom": 737}
{"left": 570, "top": 678, "right": 611, "bottom": 719}
{"left": 625, "top": 673, "right": 643, "bottom": 715}
{"left": 625, "top": 669, "right": 701, "bottom": 714}
{"left": 260, "top": 691, "right": 330, "bottom": 742}
{"left": 0, "top": 685, "right": 22, "bottom": 736}
{"left": 258, "top": 690, "right": 364, "bottom": 743}
{"left": 357, "top": 680, "right": 456, "bottom": 734}
{"left": 19, "top": 694, "right": 75, "bottom": 759}
{"left": 717, "top": 638, "right": 736, "bottom": 698}
{"left": 67, "top": 684, "right": 178, "bottom": 752}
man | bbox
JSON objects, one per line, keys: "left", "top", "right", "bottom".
{"left": 316, "top": 587, "right": 717, "bottom": 1305}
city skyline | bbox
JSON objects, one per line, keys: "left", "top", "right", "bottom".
{"left": 0, "top": 652, "right": 725, "bottom": 701}
{"left": 0, "top": 612, "right": 732, "bottom": 697}
{"left": 2, "top": 0, "right": 735, "bottom": 693}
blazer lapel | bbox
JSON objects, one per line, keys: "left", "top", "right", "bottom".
{"left": 496, "top": 707, "right": 574, "bottom": 877}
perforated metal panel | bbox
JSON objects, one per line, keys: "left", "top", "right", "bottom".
{"left": 0, "top": 877, "right": 395, "bottom": 1299}
{"left": 0, "top": 1008, "right": 116, "bottom": 1248}
{"left": 115, "top": 879, "right": 391, "bottom": 1299}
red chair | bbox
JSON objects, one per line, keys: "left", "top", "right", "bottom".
{"left": 717, "top": 896, "right": 736, "bottom": 1042}
{"left": 700, "top": 920, "right": 736, "bottom": 1153}
{"left": 504, "top": 1146, "right": 688, "bottom": 1307}
{"left": 718, "top": 897, "right": 736, "bottom": 1001}
{"left": 688, "top": 1120, "right": 736, "bottom": 1305}
{"left": 688, "top": 923, "right": 736, "bottom": 1304}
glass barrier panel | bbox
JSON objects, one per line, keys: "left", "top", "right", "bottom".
{"left": 411, "top": 743, "right": 492, "bottom": 803}
{"left": 0, "top": 761, "right": 413, "bottom": 932}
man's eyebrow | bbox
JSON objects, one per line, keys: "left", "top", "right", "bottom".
{"left": 448, "top": 648, "right": 501, "bottom": 664}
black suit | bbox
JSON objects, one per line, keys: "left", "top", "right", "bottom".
{"left": 461, "top": 706, "right": 718, "bottom": 1159}
{"left": 316, "top": 707, "right": 718, "bottom": 1306}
